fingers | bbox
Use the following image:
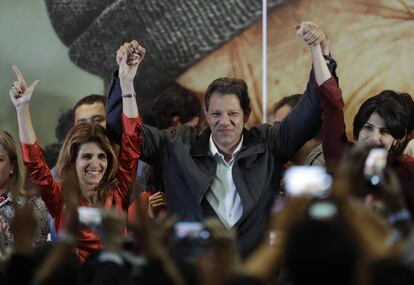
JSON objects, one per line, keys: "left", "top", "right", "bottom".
{"left": 13, "top": 81, "right": 23, "bottom": 93}
{"left": 149, "top": 197, "right": 166, "bottom": 204}
{"left": 149, "top": 191, "right": 165, "bottom": 199}
{"left": 10, "top": 88, "right": 21, "bottom": 103}
{"left": 148, "top": 192, "right": 167, "bottom": 208}
{"left": 28, "top": 79, "right": 40, "bottom": 91}
{"left": 296, "top": 21, "right": 314, "bottom": 36}
{"left": 150, "top": 202, "right": 167, "bottom": 209}
{"left": 11, "top": 86, "right": 21, "bottom": 96}
{"left": 297, "top": 22, "right": 325, "bottom": 46}
{"left": 127, "top": 41, "right": 145, "bottom": 64}
{"left": 12, "top": 65, "right": 26, "bottom": 86}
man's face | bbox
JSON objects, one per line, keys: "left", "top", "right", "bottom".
{"left": 205, "top": 93, "right": 245, "bottom": 154}
{"left": 272, "top": 104, "right": 292, "bottom": 124}
{"left": 74, "top": 102, "right": 106, "bottom": 128}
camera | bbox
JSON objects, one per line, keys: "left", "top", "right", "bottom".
{"left": 284, "top": 166, "right": 332, "bottom": 198}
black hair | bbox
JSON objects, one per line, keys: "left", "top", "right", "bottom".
{"left": 73, "top": 94, "right": 105, "bottom": 114}
{"left": 376, "top": 90, "right": 414, "bottom": 134}
{"left": 147, "top": 83, "right": 201, "bottom": 129}
{"left": 204, "top": 77, "right": 251, "bottom": 119}
{"left": 270, "top": 94, "right": 303, "bottom": 116}
{"left": 353, "top": 94, "right": 407, "bottom": 141}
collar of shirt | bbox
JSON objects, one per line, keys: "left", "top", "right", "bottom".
{"left": 209, "top": 135, "right": 244, "bottom": 164}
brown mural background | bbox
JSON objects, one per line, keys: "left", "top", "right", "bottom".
{"left": 1, "top": 0, "right": 413, "bottom": 145}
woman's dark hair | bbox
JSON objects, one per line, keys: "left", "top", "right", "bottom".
{"left": 353, "top": 92, "right": 407, "bottom": 141}
{"left": 376, "top": 90, "right": 414, "bottom": 134}
{"left": 353, "top": 93, "right": 409, "bottom": 156}
{"left": 204, "top": 77, "right": 251, "bottom": 119}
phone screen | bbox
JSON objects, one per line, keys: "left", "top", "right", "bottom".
{"left": 364, "top": 148, "right": 387, "bottom": 186}
{"left": 284, "top": 166, "right": 332, "bottom": 198}
{"left": 174, "top": 222, "right": 210, "bottom": 240}
{"left": 78, "top": 207, "right": 102, "bottom": 228}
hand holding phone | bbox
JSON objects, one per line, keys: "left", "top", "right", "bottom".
{"left": 364, "top": 148, "right": 387, "bottom": 187}
{"left": 284, "top": 166, "right": 332, "bottom": 198}
{"left": 78, "top": 207, "right": 102, "bottom": 230}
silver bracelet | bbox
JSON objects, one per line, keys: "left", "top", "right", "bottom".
{"left": 122, "top": 93, "right": 136, "bottom": 98}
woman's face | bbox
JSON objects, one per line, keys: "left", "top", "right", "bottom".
{"left": 0, "top": 145, "right": 13, "bottom": 190}
{"left": 75, "top": 142, "right": 108, "bottom": 193}
{"left": 357, "top": 112, "right": 396, "bottom": 151}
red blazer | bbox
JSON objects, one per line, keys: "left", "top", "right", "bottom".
{"left": 22, "top": 115, "right": 143, "bottom": 262}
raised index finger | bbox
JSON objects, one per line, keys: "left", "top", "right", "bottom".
{"left": 12, "top": 65, "right": 26, "bottom": 86}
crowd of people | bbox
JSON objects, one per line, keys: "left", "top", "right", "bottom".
{"left": 0, "top": 21, "right": 413, "bottom": 284}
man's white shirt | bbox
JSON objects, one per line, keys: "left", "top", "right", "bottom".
{"left": 206, "top": 135, "right": 244, "bottom": 228}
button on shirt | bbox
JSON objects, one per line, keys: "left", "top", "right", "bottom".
{"left": 206, "top": 135, "right": 243, "bottom": 228}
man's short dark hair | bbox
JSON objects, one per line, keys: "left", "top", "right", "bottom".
{"left": 146, "top": 83, "right": 201, "bottom": 129}
{"left": 205, "top": 77, "right": 251, "bottom": 118}
{"left": 353, "top": 92, "right": 408, "bottom": 141}
{"left": 73, "top": 94, "right": 105, "bottom": 114}
{"left": 271, "top": 93, "right": 303, "bottom": 115}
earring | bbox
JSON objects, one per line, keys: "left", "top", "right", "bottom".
{"left": 9, "top": 170, "right": 13, "bottom": 175}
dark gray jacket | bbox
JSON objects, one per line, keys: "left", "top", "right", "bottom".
{"left": 106, "top": 71, "right": 321, "bottom": 257}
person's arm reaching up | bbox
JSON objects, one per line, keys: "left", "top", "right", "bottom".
{"left": 9, "top": 65, "right": 39, "bottom": 145}
{"left": 297, "top": 22, "right": 347, "bottom": 169}
{"left": 117, "top": 40, "right": 145, "bottom": 119}
{"left": 296, "top": 22, "right": 331, "bottom": 86}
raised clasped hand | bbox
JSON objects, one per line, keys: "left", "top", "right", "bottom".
{"left": 116, "top": 40, "right": 146, "bottom": 82}
{"left": 296, "top": 21, "right": 326, "bottom": 47}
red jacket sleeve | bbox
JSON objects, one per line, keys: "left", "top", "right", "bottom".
{"left": 112, "top": 114, "right": 143, "bottom": 208}
{"left": 317, "top": 77, "right": 348, "bottom": 169}
{"left": 21, "top": 141, "right": 63, "bottom": 217}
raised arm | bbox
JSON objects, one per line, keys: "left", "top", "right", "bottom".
{"left": 107, "top": 41, "right": 164, "bottom": 165}
{"left": 9, "top": 65, "right": 39, "bottom": 145}
{"left": 297, "top": 22, "right": 347, "bottom": 168}
{"left": 113, "top": 42, "right": 146, "bottom": 202}
{"left": 9, "top": 66, "right": 63, "bottom": 217}
{"left": 117, "top": 40, "right": 145, "bottom": 119}
{"left": 268, "top": 22, "right": 327, "bottom": 161}
{"left": 296, "top": 22, "right": 331, "bottom": 87}
{"left": 106, "top": 41, "right": 144, "bottom": 144}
